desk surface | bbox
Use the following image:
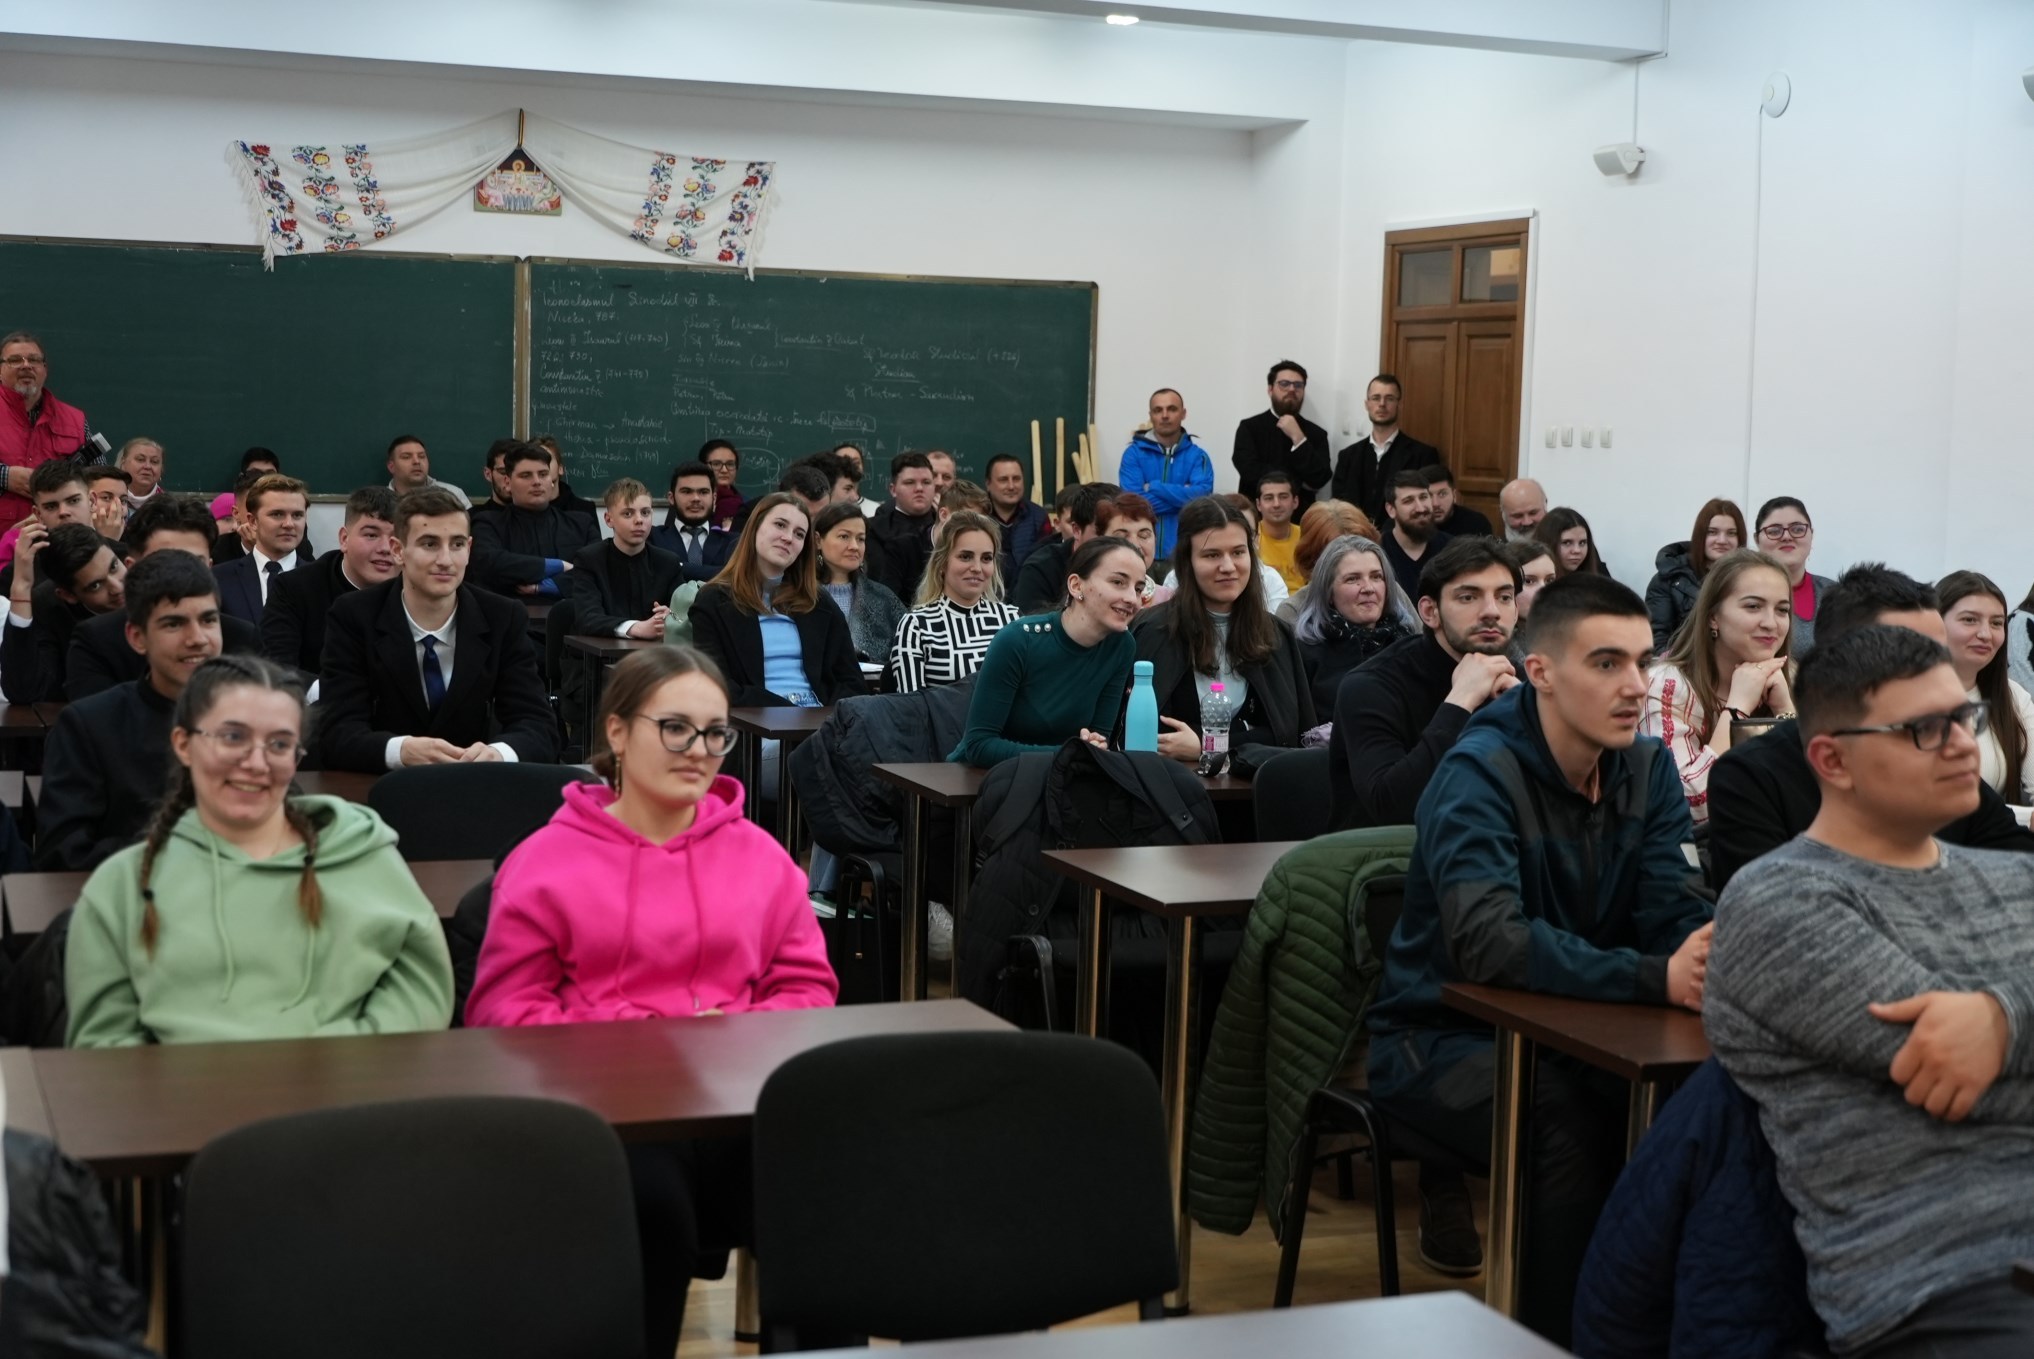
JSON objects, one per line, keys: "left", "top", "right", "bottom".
{"left": 1040, "top": 842, "right": 1299, "bottom": 918}
{"left": 2, "top": 858, "right": 490, "bottom": 937}
{"left": 564, "top": 635, "right": 664, "bottom": 659}
{"left": 804, "top": 1292, "right": 1562, "bottom": 1358}
{"left": 1441, "top": 983, "right": 1711, "bottom": 1083}
{"left": 0, "top": 702, "right": 50, "bottom": 733}
{"left": 729, "top": 705, "right": 833, "bottom": 739}
{"left": 2, "top": 1048, "right": 53, "bottom": 1139}
{"left": 292, "top": 770, "right": 378, "bottom": 804}
{"left": 35, "top": 998, "right": 1008, "bottom": 1176}
{"left": 525, "top": 601, "right": 553, "bottom": 622}
{"left": 873, "top": 761, "right": 1253, "bottom": 807}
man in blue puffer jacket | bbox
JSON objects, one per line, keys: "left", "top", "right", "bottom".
{"left": 1367, "top": 573, "right": 1715, "bottom": 1347}
{"left": 1116, "top": 387, "right": 1214, "bottom": 557}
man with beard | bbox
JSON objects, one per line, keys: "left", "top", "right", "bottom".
{"left": 1332, "top": 372, "right": 1439, "bottom": 526}
{"left": 1426, "top": 464, "right": 1494, "bottom": 538}
{"left": 1232, "top": 359, "right": 1331, "bottom": 507}
{"left": 1379, "top": 470, "right": 1452, "bottom": 601}
{"left": 1500, "top": 477, "right": 1550, "bottom": 542}
{"left": 0, "top": 331, "right": 89, "bottom": 537}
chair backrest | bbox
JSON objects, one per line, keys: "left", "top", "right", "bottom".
{"left": 754, "top": 1032, "right": 1178, "bottom": 1346}
{"left": 1252, "top": 746, "right": 1334, "bottom": 843}
{"left": 368, "top": 763, "right": 593, "bottom": 862}
{"left": 180, "top": 1097, "right": 642, "bottom": 1359}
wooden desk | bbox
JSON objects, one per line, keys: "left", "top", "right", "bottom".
{"left": 564, "top": 634, "right": 665, "bottom": 740}
{"left": 2, "top": 859, "right": 491, "bottom": 938}
{"left": 873, "top": 762, "right": 988, "bottom": 1001}
{"left": 2016, "top": 1261, "right": 2033, "bottom": 1296}
{"left": 802, "top": 1291, "right": 1564, "bottom": 1359}
{"left": 1039, "top": 840, "right": 1298, "bottom": 1314}
{"left": 524, "top": 600, "right": 553, "bottom": 625}
{"left": 1440, "top": 982, "right": 1710, "bottom": 1317}
{"left": 730, "top": 706, "right": 831, "bottom": 850}
{"left": 3, "top": 1047, "right": 54, "bottom": 1139}
{"left": 0, "top": 702, "right": 51, "bottom": 735}
{"left": 33, "top": 999, "right": 1008, "bottom": 1177}
{"left": 292, "top": 769, "right": 379, "bottom": 804}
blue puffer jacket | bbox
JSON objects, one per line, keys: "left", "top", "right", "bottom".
{"left": 1116, "top": 431, "right": 1215, "bottom": 555}
{"left": 1571, "top": 1059, "right": 1824, "bottom": 1359}
{"left": 1368, "top": 684, "right": 1714, "bottom": 1088}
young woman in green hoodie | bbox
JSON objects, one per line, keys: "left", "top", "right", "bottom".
{"left": 65, "top": 654, "right": 454, "bottom": 1047}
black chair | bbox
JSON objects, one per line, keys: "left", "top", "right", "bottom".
{"left": 1252, "top": 746, "right": 1336, "bottom": 843}
{"left": 753, "top": 1032, "right": 1177, "bottom": 1349}
{"left": 180, "top": 1097, "right": 643, "bottom": 1359}
{"left": 1271, "top": 874, "right": 1488, "bottom": 1305}
{"left": 542, "top": 598, "right": 581, "bottom": 757}
{"left": 368, "top": 763, "right": 595, "bottom": 862}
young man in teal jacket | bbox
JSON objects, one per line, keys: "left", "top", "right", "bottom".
{"left": 1367, "top": 572, "right": 1714, "bottom": 1346}
{"left": 1116, "top": 387, "right": 1214, "bottom": 556}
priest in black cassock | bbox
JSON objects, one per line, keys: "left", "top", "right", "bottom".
{"left": 1231, "top": 359, "right": 1332, "bottom": 509}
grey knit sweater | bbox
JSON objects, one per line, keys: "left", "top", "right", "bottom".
{"left": 1706, "top": 836, "right": 2034, "bottom": 1353}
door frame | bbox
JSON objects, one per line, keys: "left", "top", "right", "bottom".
{"left": 1377, "top": 209, "right": 1540, "bottom": 481}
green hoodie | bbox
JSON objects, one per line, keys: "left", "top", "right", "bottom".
{"left": 66, "top": 796, "right": 454, "bottom": 1048}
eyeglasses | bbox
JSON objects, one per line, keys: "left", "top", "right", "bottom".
{"left": 189, "top": 726, "right": 306, "bottom": 763}
{"left": 634, "top": 715, "right": 739, "bottom": 757}
{"left": 1271, "top": 379, "right": 1306, "bottom": 392}
{"left": 0, "top": 355, "right": 45, "bottom": 368}
{"left": 705, "top": 459, "right": 738, "bottom": 471}
{"left": 1758, "top": 523, "right": 1812, "bottom": 541}
{"left": 1828, "top": 701, "right": 1988, "bottom": 751}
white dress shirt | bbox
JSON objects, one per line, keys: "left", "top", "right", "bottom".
{"left": 251, "top": 546, "right": 300, "bottom": 605}
{"left": 381, "top": 597, "right": 520, "bottom": 769}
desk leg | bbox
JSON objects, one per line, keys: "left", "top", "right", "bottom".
{"left": 734, "top": 1247, "right": 761, "bottom": 1344}
{"left": 739, "top": 734, "right": 763, "bottom": 830}
{"left": 899, "top": 794, "right": 929, "bottom": 1002}
{"left": 777, "top": 758, "right": 800, "bottom": 851}
{"left": 1483, "top": 1027, "right": 1535, "bottom": 1319}
{"left": 949, "top": 805, "right": 974, "bottom": 988}
{"left": 1074, "top": 886, "right": 1107, "bottom": 1037}
{"left": 1626, "top": 1079, "right": 1664, "bottom": 1160}
{"left": 1159, "top": 914, "right": 1201, "bottom": 1315}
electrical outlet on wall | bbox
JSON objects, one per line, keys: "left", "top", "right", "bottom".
{"left": 1561, "top": 426, "right": 1575, "bottom": 447}
{"left": 1601, "top": 427, "right": 1614, "bottom": 449}
{"left": 1580, "top": 428, "right": 1595, "bottom": 448}
{"left": 1544, "top": 427, "right": 1557, "bottom": 447}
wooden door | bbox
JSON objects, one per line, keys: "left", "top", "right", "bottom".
{"left": 1380, "top": 221, "right": 1529, "bottom": 525}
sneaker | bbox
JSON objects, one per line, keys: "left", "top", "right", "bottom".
{"left": 809, "top": 893, "right": 838, "bottom": 920}
{"left": 1417, "top": 1170, "right": 1483, "bottom": 1276}
{"left": 927, "top": 901, "right": 955, "bottom": 963}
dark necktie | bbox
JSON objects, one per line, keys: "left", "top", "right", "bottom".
{"left": 421, "top": 634, "right": 447, "bottom": 712}
{"left": 687, "top": 528, "right": 705, "bottom": 569}
{"left": 263, "top": 559, "right": 282, "bottom": 599}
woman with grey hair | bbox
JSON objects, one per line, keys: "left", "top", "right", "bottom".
{"left": 1295, "top": 534, "right": 1419, "bottom": 714}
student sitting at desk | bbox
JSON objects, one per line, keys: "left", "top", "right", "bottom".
{"left": 949, "top": 535, "right": 1143, "bottom": 767}
{"left": 890, "top": 511, "right": 1018, "bottom": 694}
{"left": 1365, "top": 572, "right": 1714, "bottom": 1346}
{"left": 468, "top": 644, "right": 834, "bottom": 1357}
{"left": 65, "top": 654, "right": 454, "bottom": 1047}
{"left": 1707, "top": 624, "right": 2034, "bottom": 1356}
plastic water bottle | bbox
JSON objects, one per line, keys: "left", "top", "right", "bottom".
{"left": 1125, "top": 660, "right": 1159, "bottom": 753}
{"left": 1197, "top": 681, "right": 1234, "bottom": 776}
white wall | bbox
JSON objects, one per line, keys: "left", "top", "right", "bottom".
{"left": 0, "top": 27, "right": 1349, "bottom": 496}
{"left": 1336, "top": 0, "right": 2034, "bottom": 597}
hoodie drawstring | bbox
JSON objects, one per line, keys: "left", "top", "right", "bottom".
{"left": 209, "top": 837, "right": 238, "bottom": 1002}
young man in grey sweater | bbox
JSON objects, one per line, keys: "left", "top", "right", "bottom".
{"left": 1707, "top": 624, "right": 2034, "bottom": 1357}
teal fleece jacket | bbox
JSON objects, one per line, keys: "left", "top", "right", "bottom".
{"left": 66, "top": 795, "right": 454, "bottom": 1047}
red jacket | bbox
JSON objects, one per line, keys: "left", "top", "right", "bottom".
{"left": 0, "top": 387, "right": 88, "bottom": 532}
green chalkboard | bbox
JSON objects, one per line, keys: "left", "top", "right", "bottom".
{"left": 527, "top": 261, "right": 1094, "bottom": 497}
{"left": 0, "top": 239, "right": 515, "bottom": 495}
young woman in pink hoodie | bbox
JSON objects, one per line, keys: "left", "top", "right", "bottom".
{"left": 469, "top": 643, "right": 836, "bottom": 1353}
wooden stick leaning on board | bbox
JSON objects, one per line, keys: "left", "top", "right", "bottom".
{"left": 1030, "top": 420, "right": 1044, "bottom": 505}
{"left": 1055, "top": 417, "right": 1066, "bottom": 497}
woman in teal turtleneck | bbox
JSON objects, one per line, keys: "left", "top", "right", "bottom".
{"left": 949, "top": 536, "right": 1147, "bottom": 767}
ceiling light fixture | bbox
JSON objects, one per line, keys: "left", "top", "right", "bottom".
{"left": 1105, "top": 14, "right": 1140, "bottom": 25}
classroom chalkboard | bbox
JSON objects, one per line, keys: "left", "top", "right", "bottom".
{"left": 527, "top": 261, "right": 1095, "bottom": 496}
{"left": 0, "top": 239, "right": 514, "bottom": 495}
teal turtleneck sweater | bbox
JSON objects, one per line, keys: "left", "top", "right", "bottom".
{"left": 948, "top": 612, "right": 1135, "bottom": 767}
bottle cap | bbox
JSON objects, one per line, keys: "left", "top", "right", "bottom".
{"left": 1209, "top": 682, "right": 1225, "bottom": 693}
{"left": 1133, "top": 660, "right": 1153, "bottom": 677}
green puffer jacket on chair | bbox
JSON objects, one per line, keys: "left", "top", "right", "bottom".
{"left": 1186, "top": 826, "right": 1415, "bottom": 1240}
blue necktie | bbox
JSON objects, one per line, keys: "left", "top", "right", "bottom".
{"left": 421, "top": 634, "right": 447, "bottom": 712}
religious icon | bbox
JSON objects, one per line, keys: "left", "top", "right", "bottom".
{"left": 475, "top": 147, "right": 563, "bottom": 215}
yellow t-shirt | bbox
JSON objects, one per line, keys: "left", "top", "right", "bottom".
{"left": 1258, "top": 524, "right": 1307, "bottom": 592}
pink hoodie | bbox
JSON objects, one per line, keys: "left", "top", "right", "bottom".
{"left": 467, "top": 777, "right": 837, "bottom": 1026}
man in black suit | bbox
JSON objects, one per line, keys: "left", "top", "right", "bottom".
{"left": 648, "top": 460, "right": 733, "bottom": 582}
{"left": 316, "top": 487, "right": 556, "bottom": 772}
{"left": 1332, "top": 373, "right": 1441, "bottom": 528}
{"left": 214, "top": 473, "right": 310, "bottom": 623}
{"left": 531, "top": 436, "right": 599, "bottom": 518}
{"left": 470, "top": 441, "right": 597, "bottom": 598}
{"left": 1425, "top": 464, "right": 1494, "bottom": 538}
{"left": 1232, "top": 359, "right": 1332, "bottom": 507}
{"left": 572, "top": 478, "right": 686, "bottom": 639}
{"left": 1, "top": 522, "right": 125, "bottom": 703}
{"left": 213, "top": 452, "right": 318, "bottom": 565}
{"left": 37, "top": 550, "right": 223, "bottom": 870}
{"left": 67, "top": 495, "right": 260, "bottom": 701}
{"left": 262, "top": 486, "right": 401, "bottom": 681}
{"left": 865, "top": 451, "right": 939, "bottom": 600}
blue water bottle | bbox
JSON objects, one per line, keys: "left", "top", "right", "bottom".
{"left": 1125, "top": 660, "right": 1159, "bottom": 753}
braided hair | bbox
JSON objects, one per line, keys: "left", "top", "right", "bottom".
{"left": 137, "top": 654, "right": 321, "bottom": 955}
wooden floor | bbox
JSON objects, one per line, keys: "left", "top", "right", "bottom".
{"left": 673, "top": 1156, "right": 1488, "bottom": 1356}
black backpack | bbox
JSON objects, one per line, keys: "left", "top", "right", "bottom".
{"left": 957, "top": 741, "right": 1218, "bottom": 1012}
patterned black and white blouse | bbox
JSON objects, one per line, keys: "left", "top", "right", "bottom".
{"left": 890, "top": 597, "right": 1020, "bottom": 693}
